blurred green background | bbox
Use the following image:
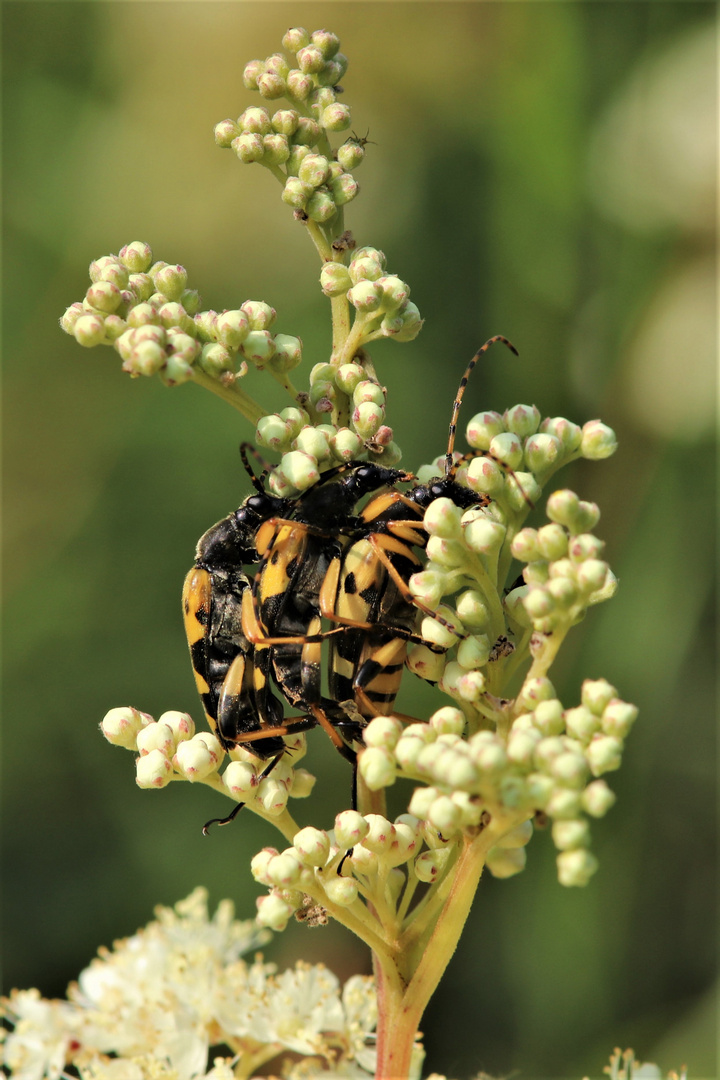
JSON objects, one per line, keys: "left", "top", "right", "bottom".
{"left": 2, "top": 3, "right": 716, "bottom": 1076}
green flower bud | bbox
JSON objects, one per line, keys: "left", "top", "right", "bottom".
{"left": 414, "top": 848, "right": 451, "bottom": 883}
{"left": 282, "top": 27, "right": 310, "bottom": 53}
{"left": 352, "top": 400, "right": 384, "bottom": 439}
{"left": 167, "top": 329, "right": 200, "bottom": 362}
{"left": 267, "top": 469, "right": 293, "bottom": 498}
{"left": 371, "top": 440, "right": 403, "bottom": 466}
{"left": 88, "top": 255, "right": 121, "bottom": 283}
{"left": 298, "top": 153, "right": 330, "bottom": 187}
{"left": 322, "top": 103, "right": 351, "bottom": 131}
{"left": 324, "top": 877, "right": 359, "bottom": 907}
{"left": 214, "top": 119, "right": 239, "bottom": 147}
{"left": 286, "top": 69, "right": 313, "bottom": 101}
{"left": 293, "top": 425, "right": 331, "bottom": 461}
{"left": 561, "top": 706, "right": 599, "bottom": 744}
{"left": 238, "top": 106, "right": 272, "bottom": 134}
{"left": 456, "top": 634, "right": 491, "bottom": 670}
{"left": 328, "top": 172, "right": 359, "bottom": 205}
{"left": 257, "top": 72, "right": 286, "bottom": 99}
{"left": 320, "top": 262, "right": 352, "bottom": 297}
{"left": 359, "top": 746, "right": 397, "bottom": 790}
{"left": 465, "top": 456, "right": 504, "bottom": 499}
{"left": 581, "top": 779, "right": 616, "bottom": 817}
{"left": 387, "top": 301, "right": 423, "bottom": 341}
{"left": 577, "top": 559, "right": 609, "bottom": 593}
{"left": 466, "top": 411, "right": 505, "bottom": 451}
{"left": 581, "top": 420, "right": 617, "bottom": 460}
{"left": 280, "top": 450, "right": 320, "bottom": 491}
{"left": 174, "top": 736, "right": 218, "bottom": 781}
{"left": 507, "top": 730, "right": 541, "bottom": 770}
{"left": 349, "top": 254, "right": 383, "bottom": 284}
{"left": 290, "top": 826, "right": 329, "bottom": 867}
{"left": 510, "top": 528, "right": 539, "bottom": 563}
{"left": 464, "top": 515, "right": 506, "bottom": 555}
{"left": 270, "top": 334, "right": 303, "bottom": 373}
{"left": 586, "top": 734, "right": 623, "bottom": 775}
{"left": 601, "top": 700, "right": 638, "bottom": 739}
{"left": 568, "top": 534, "right": 605, "bottom": 562}
{"left": 278, "top": 407, "right": 308, "bottom": 439}
{"left": 488, "top": 432, "right": 524, "bottom": 471}
{"left": 242, "top": 58, "right": 265, "bottom": 90}
{"left": 545, "top": 788, "right": 582, "bottom": 821}
{"left": 119, "top": 242, "right": 153, "bottom": 273}
{"left": 453, "top": 589, "right": 489, "bottom": 629}
{"left": 102, "top": 315, "right": 126, "bottom": 342}
{"left": 524, "top": 433, "right": 562, "bottom": 474}
{"left": 329, "top": 427, "right": 364, "bottom": 461}
{"left": 361, "top": 813, "right": 395, "bottom": 855}
{"left": 232, "top": 132, "right": 265, "bottom": 163}
{"left": 199, "top": 342, "right": 233, "bottom": 375}
{"left": 129, "top": 340, "right": 167, "bottom": 376}
{"left": 60, "top": 302, "right": 85, "bottom": 335}
{"left": 421, "top": 607, "right": 461, "bottom": 649}
{"left": 296, "top": 43, "right": 325, "bottom": 74}
{"left": 242, "top": 331, "right": 276, "bottom": 367}
{"left": 129, "top": 273, "right": 155, "bottom": 303}
{"left": 160, "top": 354, "right": 194, "bottom": 386}
{"left": 581, "top": 678, "right": 617, "bottom": 715}
{"left": 335, "top": 361, "right": 364, "bottom": 392}
{"left": 351, "top": 380, "right": 384, "bottom": 410}
{"left": 426, "top": 707, "right": 463, "bottom": 737}
{"left": 256, "top": 414, "right": 292, "bottom": 451}
{"left": 421, "top": 498, "right": 461, "bottom": 540}
{"left": 156, "top": 302, "right": 190, "bottom": 334}
{"left": 257, "top": 775, "right": 290, "bottom": 815}
{"left": 406, "top": 644, "right": 446, "bottom": 683}
{"left": 540, "top": 416, "right": 582, "bottom": 452}
{"left": 74, "top": 313, "right": 106, "bottom": 347}
{"left": 546, "top": 576, "right": 580, "bottom": 609}
{"left": 261, "top": 132, "right": 289, "bottom": 164}
{"left": 375, "top": 275, "right": 408, "bottom": 312}
{"left": 282, "top": 176, "right": 314, "bottom": 208}
{"left": 518, "top": 678, "right": 556, "bottom": 711}
{"left": 533, "top": 698, "right": 565, "bottom": 736}
{"left": 348, "top": 281, "right": 383, "bottom": 314}
{"left": 214, "top": 309, "right": 249, "bottom": 349}
{"left": 309, "top": 362, "right": 335, "bottom": 384}
{"left": 266, "top": 850, "right": 303, "bottom": 887}
{"left": 487, "top": 846, "right": 528, "bottom": 879}
{"left": 427, "top": 795, "right": 461, "bottom": 835}
{"left": 338, "top": 140, "right": 365, "bottom": 170}
{"left": 310, "top": 379, "right": 335, "bottom": 409}
{"left": 311, "top": 29, "right": 340, "bottom": 58}
{"left": 151, "top": 264, "right": 187, "bottom": 302}
{"left": 556, "top": 848, "right": 598, "bottom": 887}
{"left": 293, "top": 116, "right": 322, "bottom": 146}
{"left": 425, "top": 535, "right": 465, "bottom": 570}
{"left": 551, "top": 750, "right": 589, "bottom": 788}
{"left": 306, "top": 190, "right": 337, "bottom": 223}
{"left": 536, "top": 523, "right": 568, "bottom": 561}
{"left": 504, "top": 403, "right": 541, "bottom": 438}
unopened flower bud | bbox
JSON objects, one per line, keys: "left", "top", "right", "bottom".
{"left": 464, "top": 516, "right": 506, "bottom": 555}
{"left": 214, "top": 119, "right": 240, "bottom": 147}
{"left": 552, "top": 819, "right": 590, "bottom": 852}
{"left": 488, "top": 432, "right": 524, "bottom": 470}
{"left": 279, "top": 450, "right": 320, "bottom": 491}
{"left": 119, "top": 242, "right": 153, "bottom": 273}
{"left": 296, "top": 43, "right": 325, "bottom": 74}
{"left": 257, "top": 72, "right": 286, "bottom": 99}
{"left": 250, "top": 847, "right": 277, "bottom": 884}
{"left": 504, "top": 403, "right": 541, "bottom": 438}
{"left": 338, "top": 141, "right": 365, "bottom": 170}
{"left": 334, "top": 810, "right": 369, "bottom": 848}
{"left": 174, "top": 736, "right": 216, "bottom": 781}
{"left": 320, "top": 263, "right": 352, "bottom": 297}
{"left": 153, "top": 265, "right": 187, "bottom": 302}
{"left": 223, "top": 760, "right": 259, "bottom": 799}
{"left": 298, "top": 153, "right": 331, "bottom": 187}
{"left": 359, "top": 746, "right": 397, "bottom": 790}
{"left": 551, "top": 751, "right": 589, "bottom": 788}
{"left": 581, "top": 779, "right": 616, "bottom": 817}
{"left": 306, "top": 190, "right": 337, "bottom": 223}
{"left": 456, "top": 634, "right": 491, "bottom": 670}
{"left": 256, "top": 892, "right": 294, "bottom": 930}
{"left": 257, "top": 777, "right": 289, "bottom": 815}
{"left": 557, "top": 848, "right": 598, "bottom": 887}
{"left": 524, "top": 433, "right": 562, "bottom": 474}
{"left": 330, "top": 428, "right": 364, "bottom": 461}
{"left": 242, "top": 331, "right": 276, "bottom": 366}
{"left": 87, "top": 280, "right": 122, "bottom": 314}
{"left": 266, "top": 850, "right": 302, "bottom": 887}
{"left": 101, "top": 706, "right": 152, "bottom": 748}
{"left": 586, "top": 734, "right": 623, "bottom": 776}
{"left": 421, "top": 608, "right": 461, "bottom": 649}
{"left": 136, "top": 749, "right": 173, "bottom": 788}
{"left": 232, "top": 132, "right": 265, "bottom": 163}
{"left": 242, "top": 59, "right": 265, "bottom": 90}
{"left": 406, "top": 644, "right": 446, "bottom": 683}
{"left": 347, "top": 280, "right": 382, "bottom": 313}
{"left": 577, "top": 559, "right": 609, "bottom": 593}
{"left": 466, "top": 411, "right": 505, "bottom": 451}
{"left": 353, "top": 400, "right": 384, "bottom": 439}
{"left": 487, "top": 846, "right": 527, "bottom": 879}
{"left": 601, "top": 700, "right": 638, "bottom": 739}
{"left": 414, "top": 848, "right": 451, "bottom": 883}
{"left": 581, "top": 420, "right": 618, "bottom": 460}
{"left": 321, "top": 103, "right": 351, "bottom": 132}
{"left": 540, "top": 416, "right": 583, "bottom": 452}
{"left": 136, "top": 722, "right": 174, "bottom": 757}
{"left": 324, "top": 877, "right": 359, "bottom": 907}
{"left": 199, "top": 342, "right": 233, "bottom": 375}
{"left": 238, "top": 106, "right": 272, "bottom": 134}
{"left": 282, "top": 27, "right": 310, "bottom": 53}
{"left": 364, "top": 716, "right": 403, "bottom": 749}
{"left": 353, "top": 380, "right": 385, "bottom": 408}
{"left": 215, "top": 309, "right": 249, "bottom": 349}
{"left": 74, "top": 313, "right": 106, "bottom": 347}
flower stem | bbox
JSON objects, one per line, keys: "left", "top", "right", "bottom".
{"left": 190, "top": 368, "right": 267, "bottom": 424}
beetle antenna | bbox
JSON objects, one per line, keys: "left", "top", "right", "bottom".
{"left": 445, "top": 335, "right": 518, "bottom": 478}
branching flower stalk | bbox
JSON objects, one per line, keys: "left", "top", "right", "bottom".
{"left": 1, "top": 24, "right": 645, "bottom": 1080}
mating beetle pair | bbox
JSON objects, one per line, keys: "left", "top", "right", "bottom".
{"left": 182, "top": 336, "right": 519, "bottom": 820}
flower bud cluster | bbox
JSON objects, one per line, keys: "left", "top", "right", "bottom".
{"left": 506, "top": 494, "right": 617, "bottom": 635}
{"left": 321, "top": 247, "right": 422, "bottom": 344}
{"left": 255, "top": 356, "right": 403, "bottom": 495}
{"left": 100, "top": 707, "right": 315, "bottom": 814}
{"left": 252, "top": 808, "right": 437, "bottom": 931}
{"left": 216, "top": 29, "right": 363, "bottom": 225}
{"left": 354, "top": 692, "right": 634, "bottom": 887}
{"left": 60, "top": 243, "right": 302, "bottom": 388}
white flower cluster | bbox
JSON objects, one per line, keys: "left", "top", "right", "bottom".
{"left": 100, "top": 707, "right": 315, "bottom": 819}
{"left": 60, "top": 243, "right": 303, "bottom": 389}
{"left": 0, "top": 890, "right": 377, "bottom": 1080}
